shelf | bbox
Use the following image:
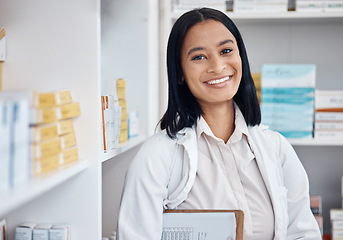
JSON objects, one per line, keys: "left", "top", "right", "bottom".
{"left": 171, "top": 10, "right": 343, "bottom": 21}
{"left": 101, "top": 135, "right": 146, "bottom": 162}
{"left": 288, "top": 138, "right": 343, "bottom": 146}
{"left": 0, "top": 160, "right": 89, "bottom": 218}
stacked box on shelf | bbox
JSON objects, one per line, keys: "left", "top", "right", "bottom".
{"left": 314, "top": 90, "right": 343, "bottom": 139}
{"left": 296, "top": 0, "right": 325, "bottom": 12}
{"left": 29, "top": 90, "right": 80, "bottom": 175}
{"left": 172, "top": 0, "right": 226, "bottom": 12}
{"left": 128, "top": 111, "right": 139, "bottom": 139}
{"left": 233, "top": 0, "right": 288, "bottom": 12}
{"left": 100, "top": 94, "right": 121, "bottom": 152}
{"left": 324, "top": 0, "right": 343, "bottom": 11}
{"left": 252, "top": 72, "right": 262, "bottom": 104}
{"left": 0, "top": 89, "right": 81, "bottom": 190}
{"left": 15, "top": 222, "right": 70, "bottom": 240}
{"left": 331, "top": 209, "right": 343, "bottom": 240}
{"left": 0, "top": 92, "right": 30, "bottom": 193}
{"left": 310, "top": 195, "right": 323, "bottom": 236}
{"left": 261, "top": 64, "right": 316, "bottom": 139}
{"left": 117, "top": 79, "right": 128, "bottom": 143}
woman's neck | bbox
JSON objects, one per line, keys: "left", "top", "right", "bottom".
{"left": 201, "top": 100, "right": 235, "bottom": 143}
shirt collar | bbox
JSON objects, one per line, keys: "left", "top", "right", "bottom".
{"left": 195, "top": 102, "right": 249, "bottom": 144}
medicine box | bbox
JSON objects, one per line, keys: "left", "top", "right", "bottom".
{"left": 15, "top": 223, "right": 36, "bottom": 240}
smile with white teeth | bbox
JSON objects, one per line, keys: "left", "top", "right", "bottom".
{"left": 206, "top": 76, "right": 231, "bottom": 85}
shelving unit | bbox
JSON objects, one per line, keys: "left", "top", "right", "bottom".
{"left": 161, "top": 1, "right": 343, "bottom": 235}
{"left": 0, "top": 160, "right": 89, "bottom": 218}
{"left": 100, "top": 0, "right": 159, "bottom": 237}
{"left": 288, "top": 138, "right": 343, "bottom": 146}
{"left": 0, "top": 0, "right": 159, "bottom": 239}
{"left": 101, "top": 136, "right": 146, "bottom": 163}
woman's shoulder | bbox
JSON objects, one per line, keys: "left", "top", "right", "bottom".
{"left": 136, "top": 130, "right": 179, "bottom": 157}
{"left": 248, "top": 124, "right": 289, "bottom": 148}
{"left": 143, "top": 130, "right": 177, "bottom": 146}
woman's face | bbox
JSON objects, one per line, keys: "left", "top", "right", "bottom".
{"left": 181, "top": 20, "right": 242, "bottom": 109}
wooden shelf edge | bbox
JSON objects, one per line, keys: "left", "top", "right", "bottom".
{"left": 101, "top": 135, "right": 146, "bottom": 163}
{"left": 0, "top": 160, "right": 89, "bottom": 217}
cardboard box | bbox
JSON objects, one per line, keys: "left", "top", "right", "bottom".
{"left": 49, "top": 224, "right": 69, "bottom": 240}
{"left": 15, "top": 223, "right": 36, "bottom": 240}
{"left": 32, "top": 224, "right": 52, "bottom": 240}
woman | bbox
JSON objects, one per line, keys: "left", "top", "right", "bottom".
{"left": 117, "top": 7, "right": 321, "bottom": 239}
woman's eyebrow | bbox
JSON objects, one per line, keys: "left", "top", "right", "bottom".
{"left": 218, "top": 39, "right": 234, "bottom": 46}
{"left": 187, "top": 47, "right": 204, "bottom": 57}
{"left": 186, "top": 39, "right": 234, "bottom": 57}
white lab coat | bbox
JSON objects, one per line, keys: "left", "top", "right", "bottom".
{"left": 117, "top": 123, "right": 321, "bottom": 240}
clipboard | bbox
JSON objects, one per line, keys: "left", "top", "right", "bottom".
{"left": 163, "top": 209, "right": 244, "bottom": 240}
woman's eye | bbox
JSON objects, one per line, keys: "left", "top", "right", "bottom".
{"left": 221, "top": 49, "right": 232, "bottom": 55}
{"left": 191, "top": 55, "right": 205, "bottom": 61}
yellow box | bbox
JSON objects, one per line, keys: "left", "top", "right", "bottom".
{"left": 119, "top": 99, "right": 127, "bottom": 108}
{"left": 31, "top": 102, "right": 81, "bottom": 124}
{"left": 61, "top": 147, "right": 79, "bottom": 165}
{"left": 32, "top": 138, "right": 61, "bottom": 159}
{"left": 33, "top": 147, "right": 78, "bottom": 175}
{"left": 32, "top": 90, "right": 72, "bottom": 108}
{"left": 120, "top": 120, "right": 128, "bottom": 130}
{"left": 119, "top": 130, "right": 128, "bottom": 143}
{"left": 251, "top": 72, "right": 261, "bottom": 89}
{"left": 33, "top": 155, "right": 60, "bottom": 176}
{"left": 116, "top": 79, "right": 126, "bottom": 100}
{"left": 116, "top": 78, "right": 126, "bottom": 88}
{"left": 31, "top": 132, "right": 77, "bottom": 158}
{"left": 121, "top": 111, "right": 128, "bottom": 121}
{"left": 31, "top": 119, "right": 74, "bottom": 142}
{"left": 61, "top": 132, "right": 77, "bottom": 149}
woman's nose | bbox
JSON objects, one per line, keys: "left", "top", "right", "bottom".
{"left": 207, "top": 56, "right": 227, "bottom": 74}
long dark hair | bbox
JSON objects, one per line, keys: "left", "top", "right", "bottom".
{"left": 160, "top": 7, "right": 261, "bottom": 139}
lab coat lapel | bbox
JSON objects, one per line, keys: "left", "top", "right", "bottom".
{"left": 247, "top": 126, "right": 286, "bottom": 239}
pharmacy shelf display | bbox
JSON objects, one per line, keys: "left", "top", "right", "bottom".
{"left": 0, "top": 0, "right": 159, "bottom": 239}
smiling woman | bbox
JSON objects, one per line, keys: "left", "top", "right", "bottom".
{"left": 116, "top": 7, "right": 322, "bottom": 240}
{"left": 160, "top": 8, "right": 260, "bottom": 140}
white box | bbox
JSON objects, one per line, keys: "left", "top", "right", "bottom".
{"left": 33, "top": 224, "right": 52, "bottom": 240}
{"left": 128, "top": 111, "right": 139, "bottom": 138}
{"left": 296, "top": 0, "right": 324, "bottom": 12}
{"left": 0, "top": 101, "right": 11, "bottom": 193}
{"left": 49, "top": 224, "right": 69, "bottom": 240}
{"left": 333, "top": 220, "right": 343, "bottom": 230}
{"left": 314, "top": 129, "right": 343, "bottom": 139}
{"left": 324, "top": 0, "right": 343, "bottom": 11}
{"left": 234, "top": 0, "right": 288, "bottom": 13}
{"left": 315, "top": 90, "right": 343, "bottom": 110}
{"left": 331, "top": 209, "right": 343, "bottom": 220}
{"left": 15, "top": 223, "right": 36, "bottom": 240}
{"left": 262, "top": 64, "right": 316, "bottom": 88}
{"left": 315, "top": 112, "right": 343, "bottom": 121}
{"left": 0, "top": 92, "right": 31, "bottom": 187}
{"left": 333, "top": 229, "right": 343, "bottom": 239}
{"left": 315, "top": 121, "right": 343, "bottom": 130}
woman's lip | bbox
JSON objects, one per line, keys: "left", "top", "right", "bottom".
{"left": 205, "top": 75, "right": 232, "bottom": 85}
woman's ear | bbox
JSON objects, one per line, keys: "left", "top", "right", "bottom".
{"left": 178, "top": 76, "right": 185, "bottom": 85}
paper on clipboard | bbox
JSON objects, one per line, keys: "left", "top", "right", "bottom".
{"left": 162, "top": 210, "right": 244, "bottom": 240}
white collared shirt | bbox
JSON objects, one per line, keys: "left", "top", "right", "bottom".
{"left": 178, "top": 105, "right": 275, "bottom": 240}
